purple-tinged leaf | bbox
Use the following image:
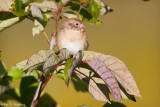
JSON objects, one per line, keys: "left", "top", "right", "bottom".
{"left": 74, "top": 68, "right": 111, "bottom": 103}
{"left": 16, "top": 60, "right": 27, "bottom": 70}
{"left": 23, "top": 50, "right": 54, "bottom": 73}
{"left": 30, "top": 5, "right": 43, "bottom": 20}
{"left": 43, "top": 49, "right": 70, "bottom": 73}
{"left": 87, "top": 59, "right": 121, "bottom": 102}
{"left": 30, "top": 1, "right": 58, "bottom": 12}
{"left": 0, "top": 0, "right": 13, "bottom": 12}
{"left": 80, "top": 51, "right": 141, "bottom": 98}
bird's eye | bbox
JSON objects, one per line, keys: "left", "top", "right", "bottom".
{"left": 76, "top": 23, "right": 79, "bottom": 26}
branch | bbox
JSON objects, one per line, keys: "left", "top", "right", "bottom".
{"left": 52, "top": 0, "right": 72, "bottom": 37}
{"left": 43, "top": 31, "right": 50, "bottom": 44}
{"left": 30, "top": 76, "right": 45, "bottom": 107}
{"left": 0, "top": 10, "right": 12, "bottom": 13}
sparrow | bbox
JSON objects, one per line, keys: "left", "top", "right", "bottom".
{"left": 50, "top": 18, "right": 89, "bottom": 55}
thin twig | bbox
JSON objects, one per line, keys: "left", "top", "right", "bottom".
{"left": 52, "top": 0, "right": 72, "bottom": 37}
{"left": 30, "top": 76, "right": 45, "bottom": 107}
{"left": 42, "top": 31, "right": 50, "bottom": 44}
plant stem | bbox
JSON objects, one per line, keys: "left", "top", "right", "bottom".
{"left": 52, "top": 0, "right": 72, "bottom": 37}
{"left": 42, "top": 31, "right": 50, "bottom": 44}
{"left": 30, "top": 75, "right": 45, "bottom": 107}
{"left": 41, "top": 65, "right": 58, "bottom": 91}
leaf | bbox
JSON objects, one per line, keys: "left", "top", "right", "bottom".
{"left": 87, "top": 59, "right": 121, "bottom": 102}
{"left": 0, "top": 51, "right": 6, "bottom": 75}
{"left": 71, "top": 73, "right": 88, "bottom": 92}
{"left": 32, "top": 19, "right": 46, "bottom": 36}
{"left": 80, "top": 51, "right": 142, "bottom": 98}
{"left": 0, "top": 17, "right": 23, "bottom": 32}
{"left": 64, "top": 11, "right": 77, "bottom": 18}
{"left": 20, "top": 76, "right": 38, "bottom": 107}
{"left": 119, "top": 82, "right": 136, "bottom": 102}
{"left": 0, "top": 0, "right": 13, "bottom": 12}
{"left": 10, "top": 0, "right": 30, "bottom": 16}
{"left": 98, "top": 1, "right": 113, "bottom": 15}
{"left": 74, "top": 68, "right": 111, "bottom": 103}
{"left": 43, "top": 48, "right": 70, "bottom": 74}
{"left": 30, "top": 0, "right": 58, "bottom": 12}
{"left": 65, "top": 0, "right": 80, "bottom": 11}
{"left": 64, "top": 58, "right": 74, "bottom": 85}
{"left": 36, "top": 93, "right": 58, "bottom": 107}
{"left": 0, "top": 88, "right": 21, "bottom": 102}
{"left": 79, "top": 8, "right": 92, "bottom": 21}
{"left": 103, "top": 101, "right": 126, "bottom": 107}
{"left": 7, "top": 66, "right": 25, "bottom": 81}
{"left": 23, "top": 50, "right": 54, "bottom": 73}
{"left": 30, "top": 5, "right": 43, "bottom": 20}
{"left": 15, "top": 60, "right": 27, "bottom": 70}
{"left": 77, "top": 105, "right": 90, "bottom": 107}
{"left": 66, "top": 51, "right": 82, "bottom": 86}
{"left": 87, "top": 1, "right": 101, "bottom": 18}
{"left": 55, "top": 73, "right": 65, "bottom": 79}
{"left": 0, "top": 13, "right": 15, "bottom": 21}
{"left": 61, "top": 0, "right": 71, "bottom": 4}
{"left": 22, "top": 0, "right": 37, "bottom": 4}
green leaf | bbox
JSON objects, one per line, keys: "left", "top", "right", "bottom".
{"left": 79, "top": 8, "right": 92, "bottom": 21}
{"left": 7, "top": 66, "right": 25, "bottom": 81}
{"left": 71, "top": 73, "right": 88, "bottom": 92}
{"left": 55, "top": 73, "right": 64, "bottom": 79}
{"left": 37, "top": 93, "right": 58, "bottom": 107}
{"left": 65, "top": 0, "right": 80, "bottom": 11}
{"left": 0, "top": 88, "right": 21, "bottom": 102}
{"left": 64, "top": 58, "right": 73, "bottom": 84}
{"left": 0, "top": 12, "right": 16, "bottom": 21}
{"left": 10, "top": 0, "right": 30, "bottom": 16}
{"left": 87, "top": 1, "right": 102, "bottom": 18}
{"left": 64, "top": 11, "right": 77, "bottom": 18}
{"left": 20, "top": 76, "right": 38, "bottom": 107}
{"left": 42, "top": 13, "right": 48, "bottom": 21}
{"left": 103, "top": 101, "right": 126, "bottom": 107}
{"left": 0, "top": 51, "right": 1, "bottom": 60}
{"left": 0, "top": 52, "right": 6, "bottom": 75}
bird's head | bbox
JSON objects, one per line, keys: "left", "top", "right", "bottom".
{"left": 61, "top": 18, "right": 85, "bottom": 32}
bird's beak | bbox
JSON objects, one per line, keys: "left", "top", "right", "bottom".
{"left": 81, "top": 24, "right": 86, "bottom": 28}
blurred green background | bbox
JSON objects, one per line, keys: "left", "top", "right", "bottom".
{"left": 0, "top": 0, "right": 159, "bottom": 107}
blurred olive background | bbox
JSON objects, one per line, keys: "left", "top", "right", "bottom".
{"left": 0, "top": 0, "right": 160, "bottom": 107}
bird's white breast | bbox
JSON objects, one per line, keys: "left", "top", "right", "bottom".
{"left": 61, "top": 38, "right": 83, "bottom": 55}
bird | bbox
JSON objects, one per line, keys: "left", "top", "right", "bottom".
{"left": 50, "top": 18, "right": 89, "bottom": 55}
